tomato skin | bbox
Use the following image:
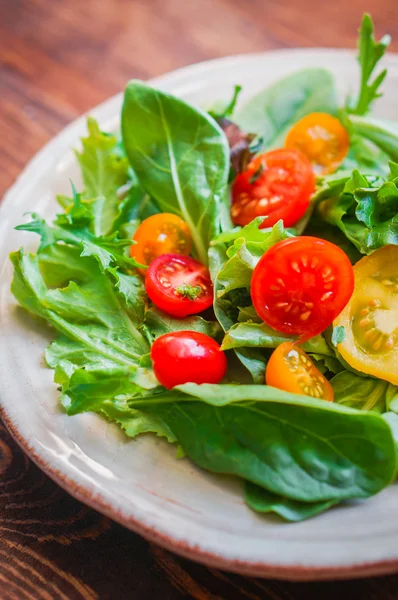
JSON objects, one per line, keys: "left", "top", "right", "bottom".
{"left": 334, "top": 245, "right": 398, "bottom": 385}
{"left": 151, "top": 331, "right": 227, "bottom": 389}
{"left": 231, "top": 148, "right": 315, "bottom": 228}
{"left": 251, "top": 237, "right": 354, "bottom": 339}
{"left": 266, "top": 342, "right": 334, "bottom": 401}
{"left": 285, "top": 112, "right": 349, "bottom": 175}
{"left": 130, "top": 213, "right": 191, "bottom": 272}
{"left": 146, "top": 254, "right": 213, "bottom": 318}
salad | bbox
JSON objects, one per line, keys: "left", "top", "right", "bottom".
{"left": 10, "top": 15, "right": 398, "bottom": 522}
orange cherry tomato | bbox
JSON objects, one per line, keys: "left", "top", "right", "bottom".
{"left": 266, "top": 342, "right": 334, "bottom": 401}
{"left": 130, "top": 213, "right": 192, "bottom": 272}
{"left": 285, "top": 112, "right": 349, "bottom": 175}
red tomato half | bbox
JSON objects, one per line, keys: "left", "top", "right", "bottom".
{"left": 146, "top": 254, "right": 213, "bottom": 318}
{"left": 151, "top": 331, "right": 227, "bottom": 389}
{"left": 231, "top": 148, "right": 315, "bottom": 228}
{"left": 251, "top": 237, "right": 354, "bottom": 339}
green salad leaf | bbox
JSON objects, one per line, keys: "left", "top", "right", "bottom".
{"left": 235, "top": 68, "right": 338, "bottom": 148}
{"left": 144, "top": 307, "right": 221, "bottom": 340}
{"left": 122, "top": 81, "right": 230, "bottom": 264}
{"left": 74, "top": 118, "right": 130, "bottom": 235}
{"left": 348, "top": 14, "right": 391, "bottom": 116}
{"left": 331, "top": 371, "right": 394, "bottom": 413}
{"left": 346, "top": 115, "right": 398, "bottom": 163}
{"left": 16, "top": 192, "right": 144, "bottom": 272}
{"left": 123, "top": 383, "right": 396, "bottom": 503}
{"left": 316, "top": 169, "right": 398, "bottom": 253}
{"left": 245, "top": 482, "right": 338, "bottom": 522}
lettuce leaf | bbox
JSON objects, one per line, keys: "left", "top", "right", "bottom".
{"left": 316, "top": 169, "right": 398, "bottom": 254}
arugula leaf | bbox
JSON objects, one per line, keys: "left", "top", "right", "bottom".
{"left": 125, "top": 383, "right": 396, "bottom": 502}
{"left": 331, "top": 371, "right": 391, "bottom": 413}
{"left": 235, "top": 69, "right": 338, "bottom": 148}
{"left": 208, "top": 84, "right": 243, "bottom": 120}
{"left": 245, "top": 482, "right": 338, "bottom": 522}
{"left": 75, "top": 118, "right": 130, "bottom": 235}
{"left": 349, "top": 14, "right": 391, "bottom": 116}
{"left": 121, "top": 81, "right": 230, "bottom": 264}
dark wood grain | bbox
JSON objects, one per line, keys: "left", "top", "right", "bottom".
{"left": 1, "top": 0, "right": 398, "bottom": 597}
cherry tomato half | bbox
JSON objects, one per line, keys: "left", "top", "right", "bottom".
{"left": 334, "top": 245, "right": 398, "bottom": 385}
{"left": 146, "top": 254, "right": 213, "bottom": 318}
{"left": 130, "top": 213, "right": 192, "bottom": 272}
{"left": 266, "top": 342, "right": 334, "bottom": 401}
{"left": 251, "top": 237, "right": 354, "bottom": 340}
{"left": 231, "top": 148, "right": 315, "bottom": 228}
{"left": 285, "top": 112, "right": 349, "bottom": 175}
{"left": 151, "top": 331, "right": 227, "bottom": 389}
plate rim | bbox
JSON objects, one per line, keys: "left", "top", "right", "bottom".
{"left": 2, "top": 47, "right": 398, "bottom": 581}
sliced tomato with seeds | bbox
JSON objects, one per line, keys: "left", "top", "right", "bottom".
{"left": 251, "top": 237, "right": 354, "bottom": 339}
{"left": 334, "top": 245, "right": 398, "bottom": 384}
{"left": 266, "top": 342, "right": 334, "bottom": 401}
{"left": 231, "top": 148, "right": 315, "bottom": 228}
{"left": 146, "top": 254, "right": 213, "bottom": 318}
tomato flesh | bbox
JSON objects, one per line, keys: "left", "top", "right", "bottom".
{"left": 146, "top": 254, "right": 213, "bottom": 318}
{"left": 151, "top": 331, "right": 227, "bottom": 389}
{"left": 231, "top": 148, "right": 315, "bottom": 228}
{"left": 334, "top": 245, "right": 398, "bottom": 385}
{"left": 251, "top": 237, "right": 354, "bottom": 339}
{"left": 130, "top": 213, "right": 191, "bottom": 272}
{"left": 285, "top": 112, "right": 349, "bottom": 175}
{"left": 266, "top": 342, "right": 334, "bottom": 401}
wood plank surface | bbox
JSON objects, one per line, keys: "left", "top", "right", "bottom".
{"left": 1, "top": 0, "right": 398, "bottom": 598}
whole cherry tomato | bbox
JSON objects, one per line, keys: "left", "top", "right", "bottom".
{"left": 151, "top": 331, "right": 227, "bottom": 389}
{"left": 285, "top": 112, "right": 349, "bottom": 175}
{"left": 146, "top": 254, "right": 213, "bottom": 318}
{"left": 231, "top": 148, "right": 315, "bottom": 228}
{"left": 266, "top": 342, "right": 334, "bottom": 401}
{"left": 251, "top": 237, "right": 354, "bottom": 340}
{"left": 130, "top": 213, "right": 191, "bottom": 272}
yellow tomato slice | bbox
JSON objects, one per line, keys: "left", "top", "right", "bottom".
{"left": 266, "top": 342, "right": 334, "bottom": 401}
{"left": 285, "top": 112, "right": 349, "bottom": 175}
{"left": 334, "top": 245, "right": 398, "bottom": 385}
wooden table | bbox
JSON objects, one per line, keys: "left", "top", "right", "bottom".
{"left": 1, "top": 0, "right": 398, "bottom": 597}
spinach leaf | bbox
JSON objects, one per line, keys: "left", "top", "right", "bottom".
{"left": 124, "top": 383, "right": 396, "bottom": 502}
{"left": 235, "top": 69, "right": 338, "bottom": 148}
{"left": 245, "top": 482, "right": 338, "bottom": 522}
{"left": 348, "top": 14, "right": 391, "bottom": 116}
{"left": 122, "top": 81, "right": 230, "bottom": 264}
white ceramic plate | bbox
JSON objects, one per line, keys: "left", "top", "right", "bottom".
{"left": 1, "top": 49, "right": 398, "bottom": 581}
